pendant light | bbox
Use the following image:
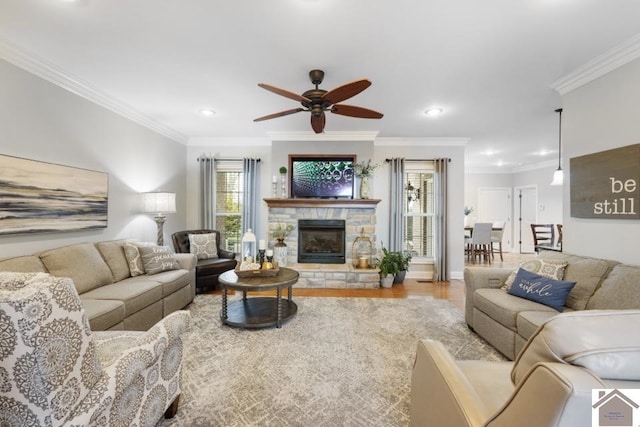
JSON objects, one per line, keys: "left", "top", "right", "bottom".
{"left": 550, "top": 108, "right": 564, "bottom": 186}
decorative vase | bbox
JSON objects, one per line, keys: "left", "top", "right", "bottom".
{"left": 280, "top": 174, "right": 287, "bottom": 198}
{"left": 380, "top": 273, "right": 394, "bottom": 288}
{"left": 360, "top": 176, "right": 370, "bottom": 199}
{"left": 464, "top": 215, "right": 469, "bottom": 227}
{"left": 274, "top": 238, "right": 287, "bottom": 267}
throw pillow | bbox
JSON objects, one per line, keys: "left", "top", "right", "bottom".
{"left": 137, "top": 245, "right": 180, "bottom": 275}
{"left": 188, "top": 233, "right": 219, "bottom": 260}
{"left": 124, "top": 242, "right": 146, "bottom": 276}
{"left": 507, "top": 268, "right": 576, "bottom": 312}
{"left": 502, "top": 258, "right": 568, "bottom": 291}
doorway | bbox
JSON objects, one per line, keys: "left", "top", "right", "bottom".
{"left": 515, "top": 186, "right": 537, "bottom": 253}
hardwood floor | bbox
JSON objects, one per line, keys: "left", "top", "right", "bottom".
{"left": 208, "top": 252, "right": 534, "bottom": 314}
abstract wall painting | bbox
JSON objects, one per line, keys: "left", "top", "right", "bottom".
{"left": 0, "top": 154, "right": 108, "bottom": 235}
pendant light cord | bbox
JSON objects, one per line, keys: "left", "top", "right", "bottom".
{"left": 555, "top": 108, "right": 563, "bottom": 169}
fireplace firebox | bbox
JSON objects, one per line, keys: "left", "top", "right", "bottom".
{"left": 298, "top": 219, "right": 346, "bottom": 264}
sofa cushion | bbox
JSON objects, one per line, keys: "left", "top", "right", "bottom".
{"left": 586, "top": 264, "right": 640, "bottom": 310}
{"left": 507, "top": 269, "right": 576, "bottom": 312}
{"left": 148, "top": 269, "right": 191, "bottom": 296}
{"left": 81, "top": 277, "right": 163, "bottom": 317}
{"left": 39, "top": 243, "right": 113, "bottom": 294}
{"left": 0, "top": 255, "right": 47, "bottom": 273}
{"left": 95, "top": 240, "right": 130, "bottom": 282}
{"left": 137, "top": 245, "right": 180, "bottom": 275}
{"left": 512, "top": 310, "right": 640, "bottom": 384}
{"left": 538, "top": 251, "right": 616, "bottom": 311}
{"left": 516, "top": 310, "right": 568, "bottom": 342}
{"left": 81, "top": 298, "right": 126, "bottom": 331}
{"left": 188, "top": 232, "right": 219, "bottom": 260}
{"left": 123, "top": 242, "right": 148, "bottom": 276}
{"left": 474, "top": 288, "right": 557, "bottom": 330}
{"left": 503, "top": 259, "right": 568, "bottom": 290}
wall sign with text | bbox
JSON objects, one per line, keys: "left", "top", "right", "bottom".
{"left": 570, "top": 143, "right": 639, "bottom": 219}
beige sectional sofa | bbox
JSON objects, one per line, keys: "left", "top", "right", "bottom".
{"left": 464, "top": 249, "right": 640, "bottom": 359}
{"left": 0, "top": 240, "right": 197, "bottom": 331}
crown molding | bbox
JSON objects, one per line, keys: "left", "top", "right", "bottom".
{"left": 187, "top": 137, "right": 271, "bottom": 146}
{"left": 267, "top": 131, "right": 379, "bottom": 142}
{"left": 0, "top": 38, "right": 188, "bottom": 144}
{"left": 551, "top": 33, "right": 640, "bottom": 95}
{"left": 375, "top": 137, "right": 470, "bottom": 146}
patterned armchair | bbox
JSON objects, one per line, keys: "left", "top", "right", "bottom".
{"left": 0, "top": 272, "right": 190, "bottom": 426}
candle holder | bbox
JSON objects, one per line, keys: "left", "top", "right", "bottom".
{"left": 272, "top": 181, "right": 278, "bottom": 197}
{"left": 280, "top": 174, "right": 287, "bottom": 198}
{"left": 258, "top": 249, "right": 266, "bottom": 266}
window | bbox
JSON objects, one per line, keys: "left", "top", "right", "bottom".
{"left": 404, "top": 161, "right": 435, "bottom": 259}
{"left": 215, "top": 162, "right": 243, "bottom": 253}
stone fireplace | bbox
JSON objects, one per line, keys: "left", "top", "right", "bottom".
{"left": 298, "top": 219, "right": 346, "bottom": 264}
{"left": 265, "top": 198, "right": 381, "bottom": 288}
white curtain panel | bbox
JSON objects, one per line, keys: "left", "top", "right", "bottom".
{"left": 434, "top": 158, "right": 450, "bottom": 281}
{"left": 242, "top": 158, "right": 261, "bottom": 236}
{"left": 198, "top": 155, "right": 216, "bottom": 229}
{"left": 388, "top": 158, "right": 405, "bottom": 252}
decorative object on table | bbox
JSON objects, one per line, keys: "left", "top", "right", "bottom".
{"left": 143, "top": 191, "right": 176, "bottom": 246}
{"left": 235, "top": 260, "right": 280, "bottom": 277}
{"left": 352, "top": 228, "right": 374, "bottom": 269}
{"left": 272, "top": 175, "right": 278, "bottom": 197}
{"left": 262, "top": 250, "right": 274, "bottom": 270}
{"left": 550, "top": 108, "right": 564, "bottom": 186}
{"left": 464, "top": 206, "right": 474, "bottom": 227}
{"left": 354, "top": 159, "right": 378, "bottom": 199}
{"left": 253, "top": 69, "right": 383, "bottom": 134}
{"left": 241, "top": 228, "right": 257, "bottom": 262}
{"left": 377, "top": 243, "right": 400, "bottom": 288}
{"left": 272, "top": 223, "right": 294, "bottom": 267}
{"left": 258, "top": 239, "right": 266, "bottom": 265}
{"left": 0, "top": 154, "right": 108, "bottom": 236}
{"left": 279, "top": 166, "right": 288, "bottom": 198}
{"left": 393, "top": 251, "right": 413, "bottom": 284}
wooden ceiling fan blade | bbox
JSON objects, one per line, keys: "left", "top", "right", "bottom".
{"left": 253, "top": 108, "right": 305, "bottom": 122}
{"left": 331, "top": 104, "right": 384, "bottom": 119}
{"left": 258, "top": 83, "right": 311, "bottom": 103}
{"left": 311, "top": 113, "right": 326, "bottom": 133}
{"left": 322, "top": 79, "right": 371, "bottom": 104}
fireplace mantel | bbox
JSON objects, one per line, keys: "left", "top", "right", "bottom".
{"left": 263, "top": 198, "right": 381, "bottom": 209}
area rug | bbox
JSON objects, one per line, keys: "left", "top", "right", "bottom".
{"left": 158, "top": 295, "right": 504, "bottom": 427}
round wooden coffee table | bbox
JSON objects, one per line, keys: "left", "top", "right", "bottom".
{"left": 218, "top": 267, "right": 299, "bottom": 328}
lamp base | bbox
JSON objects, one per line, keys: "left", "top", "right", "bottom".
{"left": 154, "top": 215, "right": 166, "bottom": 246}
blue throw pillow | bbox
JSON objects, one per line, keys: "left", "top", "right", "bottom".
{"left": 507, "top": 268, "right": 577, "bottom": 311}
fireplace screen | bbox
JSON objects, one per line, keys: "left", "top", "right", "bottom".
{"left": 298, "top": 219, "right": 346, "bottom": 264}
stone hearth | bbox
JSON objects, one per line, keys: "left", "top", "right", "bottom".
{"left": 265, "top": 198, "right": 380, "bottom": 289}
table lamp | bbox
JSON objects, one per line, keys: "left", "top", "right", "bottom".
{"left": 143, "top": 192, "right": 176, "bottom": 246}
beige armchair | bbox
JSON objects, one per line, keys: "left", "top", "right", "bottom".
{"left": 410, "top": 310, "right": 640, "bottom": 427}
{"left": 0, "top": 271, "right": 190, "bottom": 426}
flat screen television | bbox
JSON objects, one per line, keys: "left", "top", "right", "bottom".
{"left": 289, "top": 155, "right": 356, "bottom": 199}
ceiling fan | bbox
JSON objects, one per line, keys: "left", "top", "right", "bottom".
{"left": 253, "top": 69, "right": 383, "bottom": 134}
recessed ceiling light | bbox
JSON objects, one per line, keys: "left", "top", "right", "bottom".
{"left": 424, "top": 108, "right": 443, "bottom": 117}
{"left": 198, "top": 108, "right": 216, "bottom": 117}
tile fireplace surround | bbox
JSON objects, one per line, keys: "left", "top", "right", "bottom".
{"left": 264, "top": 198, "right": 381, "bottom": 289}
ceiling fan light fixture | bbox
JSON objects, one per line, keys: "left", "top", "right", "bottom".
{"left": 424, "top": 108, "right": 443, "bottom": 117}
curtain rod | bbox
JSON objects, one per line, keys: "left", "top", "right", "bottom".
{"left": 384, "top": 158, "right": 450, "bottom": 162}
{"left": 197, "top": 157, "right": 261, "bottom": 162}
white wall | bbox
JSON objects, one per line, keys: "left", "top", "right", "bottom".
{"left": 561, "top": 57, "right": 640, "bottom": 264}
{"left": 0, "top": 59, "right": 187, "bottom": 258}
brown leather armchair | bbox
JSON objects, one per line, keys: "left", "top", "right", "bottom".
{"left": 171, "top": 229, "right": 237, "bottom": 293}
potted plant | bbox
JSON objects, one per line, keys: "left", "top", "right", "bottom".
{"left": 377, "top": 244, "right": 400, "bottom": 288}
{"left": 393, "top": 251, "right": 413, "bottom": 284}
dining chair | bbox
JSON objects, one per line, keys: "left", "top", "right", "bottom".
{"left": 466, "top": 222, "right": 493, "bottom": 264}
{"left": 556, "top": 224, "right": 563, "bottom": 251}
{"left": 490, "top": 221, "right": 506, "bottom": 261}
{"left": 530, "top": 224, "right": 555, "bottom": 252}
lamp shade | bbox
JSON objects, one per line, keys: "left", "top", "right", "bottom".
{"left": 143, "top": 192, "right": 176, "bottom": 214}
{"left": 550, "top": 169, "right": 564, "bottom": 186}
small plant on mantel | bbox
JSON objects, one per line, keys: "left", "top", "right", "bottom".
{"left": 354, "top": 159, "right": 379, "bottom": 177}
{"left": 272, "top": 224, "right": 294, "bottom": 241}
